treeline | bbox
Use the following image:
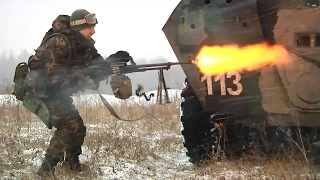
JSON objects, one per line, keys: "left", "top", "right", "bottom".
{"left": 0, "top": 50, "right": 186, "bottom": 95}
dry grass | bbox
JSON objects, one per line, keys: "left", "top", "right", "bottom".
{"left": 0, "top": 93, "right": 319, "bottom": 179}
{"left": 0, "top": 93, "right": 185, "bottom": 179}
{"left": 191, "top": 151, "right": 319, "bottom": 180}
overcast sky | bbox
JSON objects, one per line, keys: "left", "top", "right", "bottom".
{"left": 0, "top": 0, "right": 180, "bottom": 61}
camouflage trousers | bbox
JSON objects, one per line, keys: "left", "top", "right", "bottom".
{"left": 40, "top": 95, "right": 86, "bottom": 166}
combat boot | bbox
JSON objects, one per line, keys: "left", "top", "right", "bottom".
{"left": 65, "top": 155, "right": 82, "bottom": 172}
{"left": 36, "top": 156, "right": 59, "bottom": 177}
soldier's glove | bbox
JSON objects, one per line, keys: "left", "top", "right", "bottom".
{"left": 106, "top": 50, "right": 132, "bottom": 75}
{"left": 106, "top": 50, "right": 131, "bottom": 64}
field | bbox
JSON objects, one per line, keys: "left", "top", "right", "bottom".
{"left": 0, "top": 89, "right": 319, "bottom": 180}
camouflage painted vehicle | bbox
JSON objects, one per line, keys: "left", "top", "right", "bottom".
{"left": 162, "top": 0, "right": 320, "bottom": 164}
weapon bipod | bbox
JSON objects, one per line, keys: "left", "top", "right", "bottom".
{"left": 156, "top": 68, "right": 171, "bottom": 104}
{"left": 135, "top": 68, "right": 171, "bottom": 104}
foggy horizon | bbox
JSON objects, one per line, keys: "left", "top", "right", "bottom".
{"left": 0, "top": 0, "right": 186, "bottom": 94}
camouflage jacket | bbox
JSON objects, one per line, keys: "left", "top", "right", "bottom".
{"left": 27, "top": 15, "right": 110, "bottom": 97}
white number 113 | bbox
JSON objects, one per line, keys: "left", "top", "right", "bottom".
{"left": 201, "top": 71, "right": 243, "bottom": 96}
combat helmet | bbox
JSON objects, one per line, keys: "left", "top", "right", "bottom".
{"left": 70, "top": 9, "right": 98, "bottom": 30}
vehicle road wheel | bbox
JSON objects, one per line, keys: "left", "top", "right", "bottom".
{"left": 180, "top": 96, "right": 218, "bottom": 164}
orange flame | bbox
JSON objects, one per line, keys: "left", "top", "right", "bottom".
{"left": 195, "top": 42, "right": 290, "bottom": 75}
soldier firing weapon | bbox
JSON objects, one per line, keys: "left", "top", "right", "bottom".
{"left": 12, "top": 51, "right": 196, "bottom": 121}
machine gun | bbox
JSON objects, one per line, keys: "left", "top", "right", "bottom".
{"left": 88, "top": 55, "right": 195, "bottom": 104}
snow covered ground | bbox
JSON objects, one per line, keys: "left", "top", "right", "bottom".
{"left": 0, "top": 89, "right": 182, "bottom": 107}
{"left": 0, "top": 89, "right": 319, "bottom": 179}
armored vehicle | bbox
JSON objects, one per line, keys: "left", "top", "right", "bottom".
{"left": 162, "top": 0, "right": 320, "bottom": 164}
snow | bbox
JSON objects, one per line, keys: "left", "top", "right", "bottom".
{"left": 72, "top": 89, "right": 182, "bottom": 107}
{"left": 0, "top": 89, "right": 182, "bottom": 107}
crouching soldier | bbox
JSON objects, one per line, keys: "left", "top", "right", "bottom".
{"left": 22, "top": 9, "right": 131, "bottom": 177}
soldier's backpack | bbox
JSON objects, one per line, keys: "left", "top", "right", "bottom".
{"left": 12, "top": 15, "right": 74, "bottom": 129}
{"left": 12, "top": 15, "right": 73, "bottom": 101}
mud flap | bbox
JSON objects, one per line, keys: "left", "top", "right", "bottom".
{"left": 23, "top": 97, "right": 52, "bottom": 129}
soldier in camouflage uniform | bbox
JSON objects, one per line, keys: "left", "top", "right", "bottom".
{"left": 25, "top": 9, "right": 129, "bottom": 177}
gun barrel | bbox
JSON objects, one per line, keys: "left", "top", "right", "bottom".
{"left": 133, "top": 61, "right": 192, "bottom": 68}
{"left": 122, "top": 67, "right": 164, "bottom": 74}
{"left": 121, "top": 61, "right": 193, "bottom": 74}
